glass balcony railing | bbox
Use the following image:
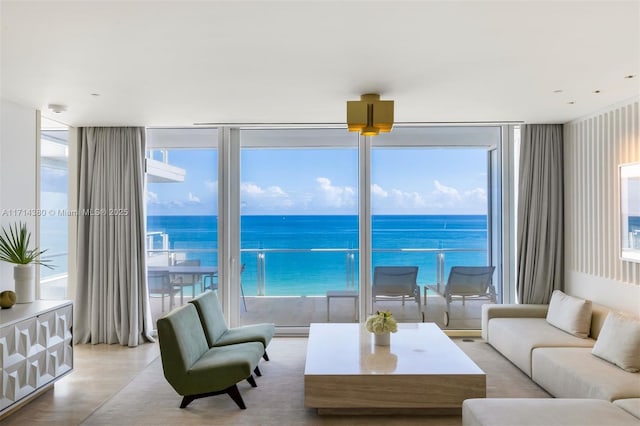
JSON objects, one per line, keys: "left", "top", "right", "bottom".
{"left": 145, "top": 247, "right": 490, "bottom": 297}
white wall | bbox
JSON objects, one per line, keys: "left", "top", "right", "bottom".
{"left": 564, "top": 97, "right": 640, "bottom": 314}
{"left": 0, "top": 99, "right": 37, "bottom": 291}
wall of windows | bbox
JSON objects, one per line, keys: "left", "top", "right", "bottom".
{"left": 144, "top": 125, "right": 515, "bottom": 331}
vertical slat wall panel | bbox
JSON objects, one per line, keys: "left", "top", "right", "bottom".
{"left": 564, "top": 99, "right": 640, "bottom": 286}
{"left": 569, "top": 122, "right": 576, "bottom": 271}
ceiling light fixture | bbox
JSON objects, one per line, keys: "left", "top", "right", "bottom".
{"left": 347, "top": 93, "right": 394, "bottom": 136}
{"left": 624, "top": 75, "right": 635, "bottom": 79}
{"left": 47, "top": 104, "right": 67, "bottom": 114}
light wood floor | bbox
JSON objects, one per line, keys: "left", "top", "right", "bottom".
{"left": 1, "top": 334, "right": 550, "bottom": 425}
{"left": 0, "top": 343, "right": 160, "bottom": 425}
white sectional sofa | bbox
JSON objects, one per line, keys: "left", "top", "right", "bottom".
{"left": 463, "top": 291, "right": 640, "bottom": 425}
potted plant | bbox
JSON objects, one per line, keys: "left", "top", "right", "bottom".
{"left": 365, "top": 310, "right": 398, "bottom": 346}
{"left": 0, "top": 222, "right": 52, "bottom": 303}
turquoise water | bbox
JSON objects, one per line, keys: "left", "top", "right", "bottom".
{"left": 147, "top": 215, "right": 488, "bottom": 296}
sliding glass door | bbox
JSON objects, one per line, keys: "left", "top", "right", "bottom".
{"left": 238, "top": 129, "right": 359, "bottom": 327}
{"left": 371, "top": 127, "right": 501, "bottom": 329}
{"left": 145, "top": 129, "right": 218, "bottom": 320}
{"left": 144, "top": 125, "right": 509, "bottom": 331}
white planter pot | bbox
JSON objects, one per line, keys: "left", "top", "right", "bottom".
{"left": 374, "top": 332, "right": 390, "bottom": 346}
{"left": 14, "top": 264, "right": 35, "bottom": 303}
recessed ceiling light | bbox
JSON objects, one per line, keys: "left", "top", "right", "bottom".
{"left": 593, "top": 90, "right": 601, "bottom": 94}
{"left": 553, "top": 89, "right": 563, "bottom": 93}
{"left": 624, "top": 75, "right": 635, "bottom": 79}
{"left": 567, "top": 101, "right": 576, "bottom": 105}
{"left": 91, "top": 93, "right": 100, "bottom": 97}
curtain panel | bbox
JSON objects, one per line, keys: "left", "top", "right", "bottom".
{"left": 516, "top": 124, "right": 564, "bottom": 304}
{"left": 75, "top": 127, "right": 154, "bottom": 346}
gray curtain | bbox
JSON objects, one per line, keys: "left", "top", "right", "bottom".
{"left": 517, "top": 124, "right": 564, "bottom": 304}
{"left": 75, "top": 127, "right": 154, "bottom": 346}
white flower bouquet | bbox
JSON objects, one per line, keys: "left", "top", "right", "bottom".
{"left": 365, "top": 310, "right": 398, "bottom": 334}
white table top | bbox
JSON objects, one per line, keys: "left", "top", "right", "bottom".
{"left": 304, "top": 322, "right": 484, "bottom": 376}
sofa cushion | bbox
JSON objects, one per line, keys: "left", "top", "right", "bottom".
{"left": 592, "top": 312, "right": 640, "bottom": 373}
{"left": 488, "top": 317, "right": 595, "bottom": 377}
{"left": 532, "top": 347, "right": 640, "bottom": 401}
{"left": 546, "top": 290, "right": 592, "bottom": 338}
{"left": 614, "top": 398, "right": 640, "bottom": 420}
{"left": 462, "top": 398, "right": 640, "bottom": 426}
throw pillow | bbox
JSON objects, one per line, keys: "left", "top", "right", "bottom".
{"left": 546, "top": 290, "right": 592, "bottom": 338}
{"left": 592, "top": 312, "right": 640, "bottom": 373}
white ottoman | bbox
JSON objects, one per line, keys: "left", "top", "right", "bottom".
{"left": 462, "top": 398, "right": 640, "bottom": 426}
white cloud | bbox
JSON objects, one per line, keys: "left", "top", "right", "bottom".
{"left": 464, "top": 187, "right": 487, "bottom": 202}
{"left": 370, "top": 184, "right": 426, "bottom": 213}
{"left": 241, "top": 182, "right": 293, "bottom": 209}
{"left": 371, "top": 183, "right": 388, "bottom": 198}
{"left": 390, "top": 188, "right": 427, "bottom": 208}
{"left": 241, "top": 182, "right": 264, "bottom": 195}
{"left": 433, "top": 180, "right": 461, "bottom": 200}
{"left": 267, "top": 186, "right": 287, "bottom": 196}
{"left": 315, "top": 177, "right": 356, "bottom": 208}
{"left": 429, "top": 180, "right": 487, "bottom": 213}
{"left": 188, "top": 192, "right": 201, "bottom": 203}
{"left": 146, "top": 191, "right": 159, "bottom": 203}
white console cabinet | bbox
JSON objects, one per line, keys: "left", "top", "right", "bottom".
{"left": 0, "top": 300, "right": 73, "bottom": 415}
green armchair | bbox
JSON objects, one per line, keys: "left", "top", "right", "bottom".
{"left": 157, "top": 303, "right": 264, "bottom": 409}
{"left": 190, "top": 290, "right": 275, "bottom": 361}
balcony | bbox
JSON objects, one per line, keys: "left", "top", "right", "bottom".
{"left": 146, "top": 244, "right": 496, "bottom": 330}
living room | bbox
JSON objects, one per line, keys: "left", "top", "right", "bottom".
{"left": 0, "top": 1, "right": 639, "bottom": 425}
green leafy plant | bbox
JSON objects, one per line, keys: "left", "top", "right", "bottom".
{"left": 0, "top": 222, "right": 52, "bottom": 267}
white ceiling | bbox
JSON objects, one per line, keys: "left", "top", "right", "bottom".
{"left": 1, "top": 1, "right": 639, "bottom": 127}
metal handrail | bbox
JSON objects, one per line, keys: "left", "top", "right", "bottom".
{"left": 145, "top": 247, "right": 488, "bottom": 296}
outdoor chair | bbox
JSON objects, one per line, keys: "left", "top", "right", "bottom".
{"left": 204, "top": 263, "right": 247, "bottom": 311}
{"left": 372, "top": 266, "right": 421, "bottom": 321}
{"left": 440, "top": 266, "right": 496, "bottom": 326}
{"left": 147, "top": 269, "right": 179, "bottom": 312}
{"left": 170, "top": 259, "right": 202, "bottom": 304}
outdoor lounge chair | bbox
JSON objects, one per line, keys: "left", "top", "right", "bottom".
{"left": 372, "top": 266, "right": 421, "bottom": 321}
{"left": 440, "top": 266, "right": 496, "bottom": 326}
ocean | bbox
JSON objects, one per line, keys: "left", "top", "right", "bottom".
{"left": 147, "top": 215, "right": 488, "bottom": 296}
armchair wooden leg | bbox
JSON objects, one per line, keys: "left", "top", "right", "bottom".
{"left": 262, "top": 351, "right": 270, "bottom": 361}
{"left": 254, "top": 366, "right": 262, "bottom": 376}
{"left": 246, "top": 375, "right": 257, "bottom": 388}
{"left": 180, "top": 395, "right": 196, "bottom": 409}
{"left": 179, "top": 384, "right": 247, "bottom": 410}
{"left": 226, "top": 384, "right": 247, "bottom": 409}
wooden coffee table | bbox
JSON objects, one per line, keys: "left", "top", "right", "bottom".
{"left": 304, "top": 322, "right": 486, "bottom": 414}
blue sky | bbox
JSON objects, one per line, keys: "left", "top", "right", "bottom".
{"left": 146, "top": 147, "right": 488, "bottom": 216}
